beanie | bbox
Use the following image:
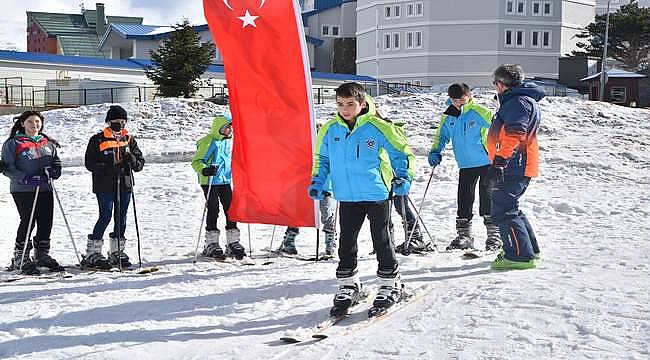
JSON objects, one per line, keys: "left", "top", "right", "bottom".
{"left": 105, "top": 105, "right": 128, "bottom": 122}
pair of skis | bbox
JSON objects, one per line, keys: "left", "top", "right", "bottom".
{"left": 280, "top": 285, "right": 427, "bottom": 344}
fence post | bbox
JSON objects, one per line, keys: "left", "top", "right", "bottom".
{"left": 84, "top": 89, "right": 87, "bottom": 105}
{"left": 58, "top": 90, "right": 61, "bottom": 105}
{"left": 138, "top": 87, "right": 142, "bottom": 102}
{"left": 110, "top": 88, "right": 114, "bottom": 103}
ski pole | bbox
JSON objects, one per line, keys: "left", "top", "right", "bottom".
{"left": 247, "top": 224, "right": 252, "bottom": 257}
{"left": 269, "top": 225, "right": 276, "bottom": 252}
{"left": 405, "top": 168, "right": 436, "bottom": 248}
{"left": 126, "top": 147, "right": 142, "bottom": 268}
{"left": 50, "top": 179, "right": 81, "bottom": 265}
{"left": 398, "top": 195, "right": 410, "bottom": 255}
{"left": 406, "top": 195, "right": 435, "bottom": 245}
{"left": 19, "top": 184, "right": 40, "bottom": 271}
{"left": 193, "top": 177, "right": 213, "bottom": 263}
{"left": 115, "top": 168, "right": 123, "bottom": 272}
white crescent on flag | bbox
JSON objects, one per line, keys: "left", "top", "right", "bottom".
{"left": 223, "top": 0, "right": 267, "bottom": 11}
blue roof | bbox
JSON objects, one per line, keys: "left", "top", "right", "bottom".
{"left": 99, "top": 23, "right": 212, "bottom": 51}
{"left": 306, "top": 36, "right": 324, "bottom": 46}
{"left": 0, "top": 50, "right": 375, "bottom": 82}
{"left": 303, "top": 0, "right": 356, "bottom": 23}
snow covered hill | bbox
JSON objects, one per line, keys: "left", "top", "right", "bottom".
{"left": 0, "top": 93, "right": 648, "bottom": 359}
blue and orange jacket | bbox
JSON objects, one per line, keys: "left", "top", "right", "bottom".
{"left": 192, "top": 115, "right": 233, "bottom": 185}
{"left": 311, "top": 98, "right": 415, "bottom": 202}
{"left": 429, "top": 98, "right": 493, "bottom": 169}
{"left": 1, "top": 133, "right": 61, "bottom": 193}
{"left": 487, "top": 82, "right": 545, "bottom": 178}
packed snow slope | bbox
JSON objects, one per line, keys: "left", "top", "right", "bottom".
{"left": 0, "top": 93, "right": 648, "bottom": 360}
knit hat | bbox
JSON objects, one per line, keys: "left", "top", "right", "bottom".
{"left": 105, "top": 105, "right": 128, "bottom": 122}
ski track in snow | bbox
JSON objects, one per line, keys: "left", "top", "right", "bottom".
{"left": 0, "top": 94, "right": 649, "bottom": 359}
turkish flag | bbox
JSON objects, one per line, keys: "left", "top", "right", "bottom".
{"left": 203, "top": 0, "right": 316, "bottom": 227}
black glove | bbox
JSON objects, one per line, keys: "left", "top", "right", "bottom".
{"left": 124, "top": 152, "right": 137, "bottom": 167}
{"left": 487, "top": 156, "right": 507, "bottom": 184}
{"left": 202, "top": 165, "right": 218, "bottom": 176}
{"left": 0, "top": 160, "right": 5, "bottom": 173}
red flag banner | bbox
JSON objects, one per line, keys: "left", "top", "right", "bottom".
{"left": 203, "top": 0, "right": 316, "bottom": 227}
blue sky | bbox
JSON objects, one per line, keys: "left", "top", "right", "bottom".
{"left": 2, "top": 0, "right": 207, "bottom": 51}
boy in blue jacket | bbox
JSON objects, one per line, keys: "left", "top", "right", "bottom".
{"left": 428, "top": 83, "right": 501, "bottom": 251}
{"left": 192, "top": 115, "right": 246, "bottom": 260}
{"left": 310, "top": 82, "right": 415, "bottom": 315}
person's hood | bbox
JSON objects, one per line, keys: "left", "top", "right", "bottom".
{"left": 210, "top": 114, "right": 232, "bottom": 140}
{"left": 499, "top": 82, "right": 546, "bottom": 103}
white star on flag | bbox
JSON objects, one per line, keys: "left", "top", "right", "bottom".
{"left": 238, "top": 10, "right": 259, "bottom": 28}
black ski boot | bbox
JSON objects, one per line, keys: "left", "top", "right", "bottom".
{"left": 108, "top": 251, "right": 132, "bottom": 268}
{"left": 330, "top": 276, "right": 362, "bottom": 317}
{"left": 278, "top": 228, "right": 298, "bottom": 255}
{"left": 369, "top": 276, "right": 403, "bottom": 317}
{"left": 9, "top": 256, "right": 40, "bottom": 275}
{"left": 484, "top": 216, "right": 502, "bottom": 251}
{"left": 203, "top": 242, "right": 226, "bottom": 260}
{"left": 80, "top": 253, "right": 112, "bottom": 270}
{"left": 35, "top": 250, "right": 65, "bottom": 272}
{"left": 446, "top": 218, "right": 474, "bottom": 250}
{"left": 226, "top": 242, "right": 247, "bottom": 260}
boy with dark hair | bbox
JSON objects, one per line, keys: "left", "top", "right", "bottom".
{"left": 428, "top": 83, "right": 500, "bottom": 251}
{"left": 489, "top": 64, "right": 543, "bottom": 270}
{"left": 310, "top": 82, "right": 415, "bottom": 315}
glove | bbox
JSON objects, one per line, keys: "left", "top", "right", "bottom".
{"left": 0, "top": 160, "right": 5, "bottom": 173}
{"left": 392, "top": 178, "right": 411, "bottom": 196}
{"left": 124, "top": 152, "right": 137, "bottom": 167}
{"left": 427, "top": 152, "right": 442, "bottom": 167}
{"left": 308, "top": 181, "right": 324, "bottom": 200}
{"left": 23, "top": 175, "right": 46, "bottom": 186}
{"left": 202, "top": 165, "right": 218, "bottom": 177}
{"left": 44, "top": 166, "right": 62, "bottom": 180}
{"left": 487, "top": 156, "right": 507, "bottom": 183}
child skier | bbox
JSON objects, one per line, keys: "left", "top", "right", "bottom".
{"left": 427, "top": 83, "right": 501, "bottom": 251}
{"left": 191, "top": 114, "right": 246, "bottom": 260}
{"left": 310, "top": 82, "right": 415, "bottom": 315}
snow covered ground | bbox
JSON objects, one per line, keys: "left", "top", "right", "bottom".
{"left": 0, "top": 93, "right": 649, "bottom": 359}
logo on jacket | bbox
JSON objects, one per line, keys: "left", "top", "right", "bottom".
{"left": 366, "top": 139, "right": 376, "bottom": 149}
{"left": 334, "top": 137, "right": 340, "bottom": 142}
{"left": 468, "top": 120, "right": 476, "bottom": 128}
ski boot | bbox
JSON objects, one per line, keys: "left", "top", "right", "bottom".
{"left": 396, "top": 220, "right": 436, "bottom": 254}
{"left": 330, "top": 275, "right": 362, "bottom": 317}
{"left": 82, "top": 236, "right": 111, "bottom": 270}
{"left": 202, "top": 229, "right": 226, "bottom": 260}
{"left": 225, "top": 229, "right": 246, "bottom": 260}
{"left": 278, "top": 227, "right": 298, "bottom": 255}
{"left": 108, "top": 232, "right": 131, "bottom": 268}
{"left": 324, "top": 231, "right": 337, "bottom": 256}
{"left": 368, "top": 276, "right": 403, "bottom": 317}
{"left": 34, "top": 249, "right": 65, "bottom": 272}
{"left": 446, "top": 218, "right": 474, "bottom": 250}
{"left": 9, "top": 251, "right": 40, "bottom": 275}
{"left": 483, "top": 216, "right": 502, "bottom": 251}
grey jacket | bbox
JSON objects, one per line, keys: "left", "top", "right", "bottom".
{"left": 1, "top": 134, "right": 61, "bottom": 193}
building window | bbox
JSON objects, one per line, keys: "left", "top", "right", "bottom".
{"left": 393, "top": 5, "right": 401, "bottom": 18}
{"left": 415, "top": 2, "right": 423, "bottom": 16}
{"left": 406, "top": 3, "right": 414, "bottom": 16}
{"left": 385, "top": 6, "right": 391, "bottom": 18}
{"left": 517, "top": 0, "right": 526, "bottom": 15}
{"left": 393, "top": 32, "right": 400, "bottom": 49}
{"left": 543, "top": 1, "right": 553, "bottom": 16}
{"left": 532, "top": 1, "right": 541, "bottom": 15}
{"left": 413, "top": 80, "right": 422, "bottom": 86}
{"left": 516, "top": 29, "right": 525, "bottom": 47}
{"left": 610, "top": 87, "right": 626, "bottom": 103}
{"left": 332, "top": 26, "right": 339, "bottom": 37}
{"left": 542, "top": 30, "right": 551, "bottom": 48}
{"left": 384, "top": 33, "right": 391, "bottom": 49}
{"left": 505, "top": 28, "right": 514, "bottom": 47}
{"left": 531, "top": 30, "right": 540, "bottom": 47}
{"left": 506, "top": 0, "right": 515, "bottom": 14}
{"left": 406, "top": 32, "right": 414, "bottom": 49}
{"left": 415, "top": 31, "right": 422, "bottom": 48}
{"left": 322, "top": 25, "right": 329, "bottom": 36}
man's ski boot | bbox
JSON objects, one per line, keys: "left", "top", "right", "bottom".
{"left": 324, "top": 231, "right": 337, "bottom": 256}
{"left": 225, "top": 229, "right": 246, "bottom": 260}
{"left": 108, "top": 233, "right": 131, "bottom": 268}
{"left": 483, "top": 216, "right": 502, "bottom": 251}
{"left": 203, "top": 230, "right": 226, "bottom": 260}
{"left": 330, "top": 275, "right": 362, "bottom": 317}
{"left": 446, "top": 218, "right": 474, "bottom": 250}
{"left": 278, "top": 227, "right": 298, "bottom": 255}
{"left": 396, "top": 221, "right": 436, "bottom": 254}
{"left": 368, "top": 276, "right": 404, "bottom": 317}
{"left": 82, "top": 236, "right": 111, "bottom": 270}
{"left": 34, "top": 249, "right": 65, "bottom": 272}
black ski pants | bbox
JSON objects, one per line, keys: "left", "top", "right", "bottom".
{"left": 337, "top": 200, "right": 398, "bottom": 279}
{"left": 12, "top": 191, "right": 54, "bottom": 254}
{"left": 457, "top": 165, "right": 491, "bottom": 220}
{"left": 202, "top": 184, "right": 237, "bottom": 231}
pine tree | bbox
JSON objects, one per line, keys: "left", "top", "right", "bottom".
{"left": 572, "top": 3, "right": 650, "bottom": 71}
{"left": 145, "top": 19, "right": 216, "bottom": 97}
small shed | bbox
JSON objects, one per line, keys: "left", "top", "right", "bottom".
{"left": 580, "top": 68, "right": 647, "bottom": 107}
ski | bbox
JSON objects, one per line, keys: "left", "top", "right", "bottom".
{"left": 311, "top": 284, "right": 430, "bottom": 341}
{"left": 263, "top": 250, "right": 334, "bottom": 262}
{"left": 279, "top": 289, "right": 372, "bottom": 343}
{"left": 196, "top": 255, "right": 261, "bottom": 266}
{"left": 462, "top": 250, "right": 499, "bottom": 259}
{"left": 1, "top": 270, "right": 74, "bottom": 283}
